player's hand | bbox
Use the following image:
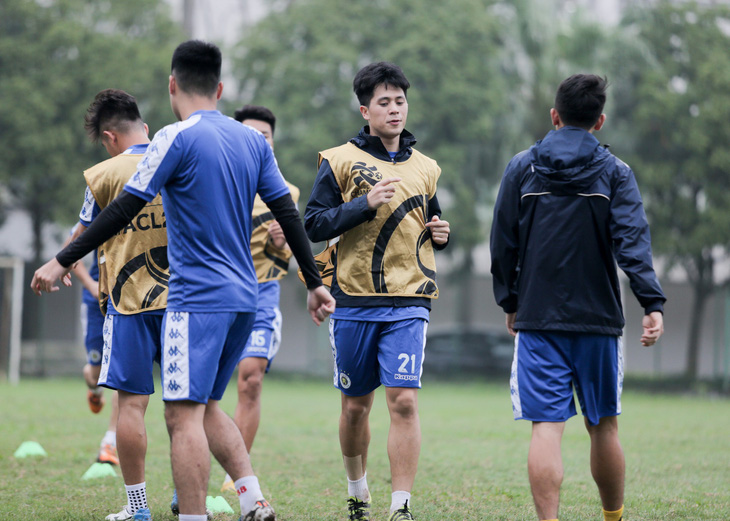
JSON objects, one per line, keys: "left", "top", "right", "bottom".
{"left": 366, "top": 177, "right": 401, "bottom": 210}
{"left": 425, "top": 215, "right": 450, "bottom": 245}
{"left": 31, "top": 258, "right": 73, "bottom": 296}
{"left": 641, "top": 311, "right": 664, "bottom": 346}
{"left": 307, "top": 285, "right": 336, "bottom": 326}
{"left": 268, "top": 220, "right": 287, "bottom": 249}
{"left": 505, "top": 312, "right": 517, "bottom": 337}
{"left": 88, "top": 280, "right": 99, "bottom": 300}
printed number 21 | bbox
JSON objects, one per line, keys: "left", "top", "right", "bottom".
{"left": 398, "top": 353, "right": 416, "bottom": 373}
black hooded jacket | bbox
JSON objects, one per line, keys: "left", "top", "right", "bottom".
{"left": 490, "top": 126, "right": 665, "bottom": 335}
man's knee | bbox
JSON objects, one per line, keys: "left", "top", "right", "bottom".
{"left": 237, "top": 359, "right": 267, "bottom": 400}
{"left": 341, "top": 394, "right": 373, "bottom": 424}
{"left": 386, "top": 388, "right": 418, "bottom": 419}
{"left": 585, "top": 415, "right": 619, "bottom": 437}
{"left": 165, "top": 400, "right": 203, "bottom": 433}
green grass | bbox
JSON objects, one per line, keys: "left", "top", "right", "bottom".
{"left": 1, "top": 375, "right": 729, "bottom": 520}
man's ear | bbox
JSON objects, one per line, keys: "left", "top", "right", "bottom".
{"left": 359, "top": 105, "right": 370, "bottom": 121}
{"left": 101, "top": 130, "right": 116, "bottom": 144}
{"left": 550, "top": 108, "right": 561, "bottom": 128}
{"left": 169, "top": 75, "right": 176, "bottom": 95}
{"left": 593, "top": 113, "right": 606, "bottom": 132}
{"left": 216, "top": 82, "right": 223, "bottom": 100}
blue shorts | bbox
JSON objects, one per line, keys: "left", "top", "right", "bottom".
{"left": 329, "top": 318, "right": 428, "bottom": 396}
{"left": 511, "top": 331, "right": 624, "bottom": 426}
{"left": 98, "top": 312, "right": 163, "bottom": 395}
{"left": 239, "top": 307, "right": 282, "bottom": 373}
{"left": 82, "top": 302, "right": 105, "bottom": 366}
{"left": 162, "top": 311, "right": 255, "bottom": 403}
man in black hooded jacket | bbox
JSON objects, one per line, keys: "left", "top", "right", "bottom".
{"left": 490, "top": 74, "right": 665, "bottom": 521}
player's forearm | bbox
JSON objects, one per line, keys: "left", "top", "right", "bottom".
{"left": 304, "top": 160, "right": 376, "bottom": 242}
{"left": 56, "top": 191, "right": 147, "bottom": 267}
{"left": 266, "top": 193, "right": 323, "bottom": 289}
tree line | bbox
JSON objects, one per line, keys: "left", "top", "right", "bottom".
{"left": 2, "top": 0, "right": 729, "bottom": 379}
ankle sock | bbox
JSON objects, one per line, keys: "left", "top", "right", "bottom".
{"left": 390, "top": 491, "right": 411, "bottom": 513}
{"left": 235, "top": 475, "right": 264, "bottom": 513}
{"left": 347, "top": 472, "right": 369, "bottom": 501}
{"left": 125, "top": 482, "right": 147, "bottom": 511}
{"left": 603, "top": 505, "right": 624, "bottom": 521}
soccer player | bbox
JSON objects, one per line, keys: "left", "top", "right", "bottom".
{"left": 31, "top": 40, "right": 334, "bottom": 521}
{"left": 219, "top": 105, "right": 300, "bottom": 492}
{"left": 490, "top": 74, "right": 666, "bottom": 521}
{"left": 71, "top": 254, "right": 120, "bottom": 466}
{"left": 304, "top": 61, "right": 450, "bottom": 521}
{"left": 71, "top": 89, "right": 166, "bottom": 521}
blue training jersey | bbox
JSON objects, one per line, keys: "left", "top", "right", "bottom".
{"left": 124, "top": 110, "right": 290, "bottom": 312}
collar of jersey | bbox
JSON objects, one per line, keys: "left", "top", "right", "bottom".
{"left": 123, "top": 143, "right": 150, "bottom": 155}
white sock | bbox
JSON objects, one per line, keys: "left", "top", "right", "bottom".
{"left": 390, "top": 491, "right": 411, "bottom": 513}
{"left": 125, "top": 482, "right": 148, "bottom": 511}
{"left": 91, "top": 386, "right": 103, "bottom": 395}
{"left": 179, "top": 516, "right": 207, "bottom": 521}
{"left": 347, "top": 472, "right": 369, "bottom": 501}
{"left": 101, "top": 430, "right": 116, "bottom": 447}
{"left": 235, "top": 475, "right": 264, "bottom": 513}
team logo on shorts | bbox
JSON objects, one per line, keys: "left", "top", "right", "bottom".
{"left": 89, "top": 349, "right": 102, "bottom": 364}
{"left": 339, "top": 372, "right": 352, "bottom": 389}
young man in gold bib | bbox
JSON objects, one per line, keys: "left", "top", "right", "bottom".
{"left": 305, "top": 62, "right": 450, "bottom": 521}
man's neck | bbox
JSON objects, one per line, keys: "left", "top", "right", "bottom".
{"left": 177, "top": 94, "right": 218, "bottom": 121}
{"left": 368, "top": 129, "right": 400, "bottom": 153}
{"left": 117, "top": 133, "right": 150, "bottom": 151}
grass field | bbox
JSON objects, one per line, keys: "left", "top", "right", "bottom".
{"left": 1, "top": 375, "right": 728, "bottom": 520}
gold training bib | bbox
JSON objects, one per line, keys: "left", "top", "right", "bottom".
{"left": 320, "top": 143, "right": 441, "bottom": 298}
{"left": 84, "top": 153, "right": 169, "bottom": 315}
{"left": 250, "top": 181, "right": 300, "bottom": 282}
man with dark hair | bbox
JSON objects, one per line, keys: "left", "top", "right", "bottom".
{"left": 32, "top": 40, "right": 334, "bottom": 521}
{"left": 490, "top": 73, "right": 666, "bottom": 521}
{"left": 67, "top": 88, "right": 164, "bottom": 521}
{"left": 218, "top": 105, "right": 300, "bottom": 492}
{"left": 305, "top": 61, "right": 450, "bottom": 521}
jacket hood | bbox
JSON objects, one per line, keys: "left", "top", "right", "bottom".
{"left": 530, "top": 127, "right": 612, "bottom": 194}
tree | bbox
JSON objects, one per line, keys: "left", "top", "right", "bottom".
{"left": 0, "top": 0, "right": 182, "bottom": 262}
{"left": 227, "top": 0, "right": 518, "bottom": 256}
{"left": 615, "top": 1, "right": 730, "bottom": 379}
{"left": 226, "top": 0, "right": 527, "bottom": 324}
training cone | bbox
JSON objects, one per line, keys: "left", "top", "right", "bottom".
{"left": 13, "top": 441, "right": 48, "bottom": 458}
{"left": 82, "top": 462, "right": 118, "bottom": 480}
{"left": 206, "top": 496, "right": 234, "bottom": 514}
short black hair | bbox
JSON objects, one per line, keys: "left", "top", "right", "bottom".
{"left": 170, "top": 40, "right": 222, "bottom": 96}
{"left": 554, "top": 74, "right": 608, "bottom": 129}
{"left": 84, "top": 89, "right": 143, "bottom": 144}
{"left": 353, "top": 62, "right": 410, "bottom": 107}
{"left": 233, "top": 105, "right": 276, "bottom": 135}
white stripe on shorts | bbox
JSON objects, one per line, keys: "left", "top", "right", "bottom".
{"left": 510, "top": 333, "right": 522, "bottom": 420}
{"left": 163, "top": 311, "right": 190, "bottom": 400}
{"left": 418, "top": 320, "right": 428, "bottom": 386}
{"left": 268, "top": 307, "right": 282, "bottom": 361}
{"left": 97, "top": 314, "right": 114, "bottom": 386}
{"left": 329, "top": 318, "right": 338, "bottom": 387}
{"left": 617, "top": 336, "right": 624, "bottom": 415}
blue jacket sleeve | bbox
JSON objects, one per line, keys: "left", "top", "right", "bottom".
{"left": 490, "top": 157, "right": 522, "bottom": 314}
{"left": 609, "top": 164, "right": 666, "bottom": 314}
{"left": 304, "top": 159, "right": 377, "bottom": 242}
